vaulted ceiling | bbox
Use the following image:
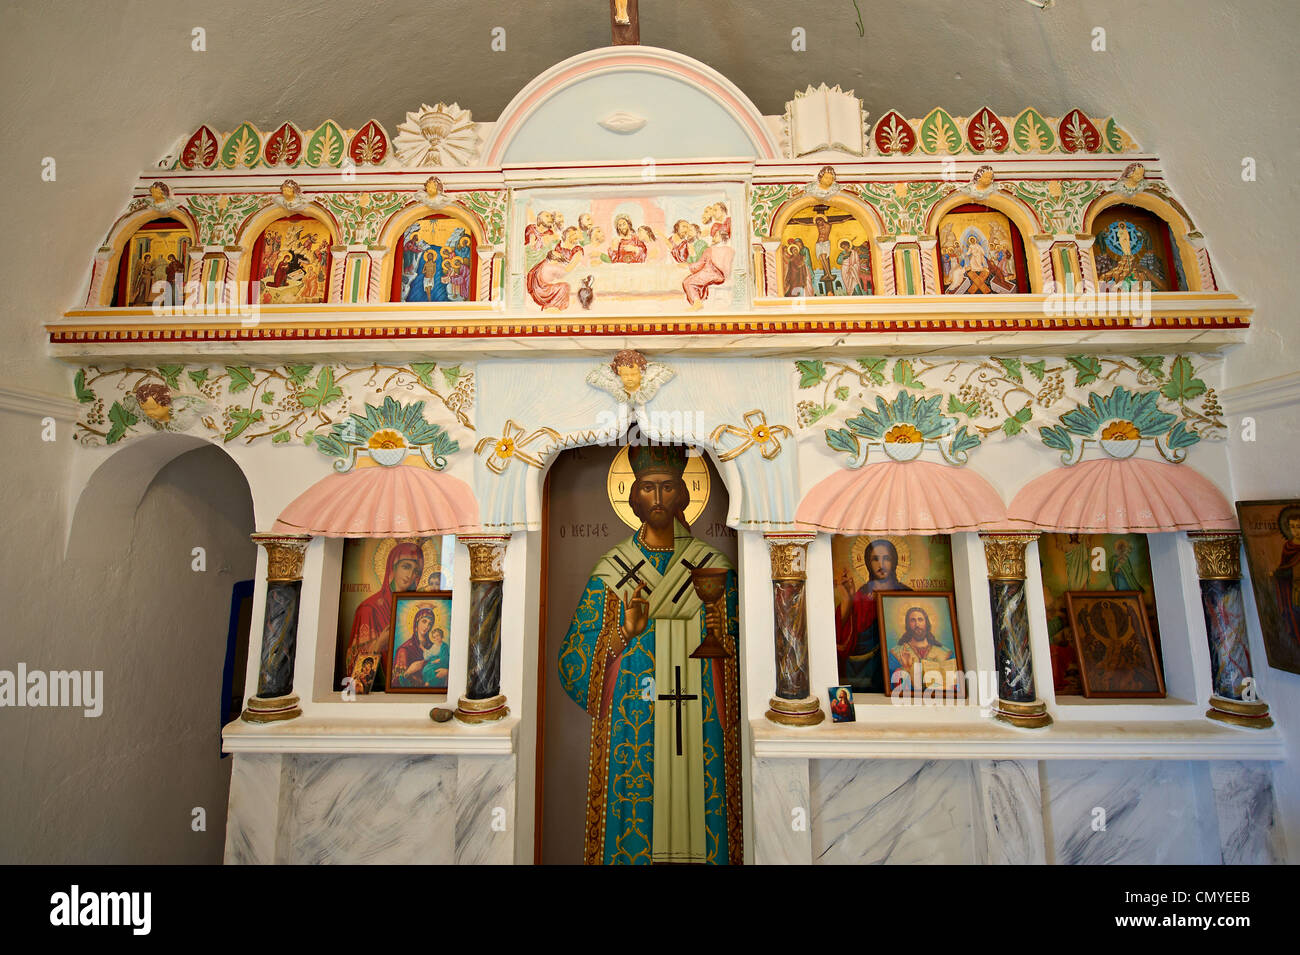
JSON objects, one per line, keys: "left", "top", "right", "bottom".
{"left": 0, "top": 0, "right": 1296, "bottom": 388}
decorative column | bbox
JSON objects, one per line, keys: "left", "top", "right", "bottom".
{"left": 455, "top": 535, "right": 511, "bottom": 724}
{"left": 85, "top": 246, "right": 115, "bottom": 306}
{"left": 875, "top": 236, "right": 897, "bottom": 295}
{"left": 764, "top": 533, "right": 824, "bottom": 726}
{"left": 980, "top": 533, "right": 1052, "bottom": 728}
{"left": 241, "top": 534, "right": 311, "bottom": 723}
{"left": 1076, "top": 235, "right": 1098, "bottom": 292}
{"left": 1188, "top": 532, "right": 1273, "bottom": 728}
{"left": 365, "top": 247, "right": 388, "bottom": 302}
{"left": 916, "top": 235, "right": 939, "bottom": 294}
{"left": 1185, "top": 232, "right": 1218, "bottom": 291}
{"left": 1031, "top": 234, "right": 1054, "bottom": 291}
{"left": 222, "top": 246, "right": 244, "bottom": 309}
{"left": 328, "top": 245, "right": 349, "bottom": 303}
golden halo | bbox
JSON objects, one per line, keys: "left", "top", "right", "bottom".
{"left": 606, "top": 445, "right": 711, "bottom": 531}
{"left": 850, "top": 535, "right": 912, "bottom": 583}
{"left": 372, "top": 537, "right": 444, "bottom": 589}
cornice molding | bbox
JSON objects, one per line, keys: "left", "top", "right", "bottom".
{"left": 1221, "top": 370, "right": 1300, "bottom": 416}
{"left": 0, "top": 384, "right": 80, "bottom": 421}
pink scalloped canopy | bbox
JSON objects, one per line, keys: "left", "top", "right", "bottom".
{"left": 1006, "top": 457, "right": 1236, "bottom": 533}
{"left": 796, "top": 460, "right": 1007, "bottom": 534}
{"left": 271, "top": 464, "right": 480, "bottom": 537}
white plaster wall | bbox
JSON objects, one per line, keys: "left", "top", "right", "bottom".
{"left": 0, "top": 423, "right": 255, "bottom": 863}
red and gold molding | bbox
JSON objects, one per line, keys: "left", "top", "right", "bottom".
{"left": 48, "top": 312, "right": 1249, "bottom": 344}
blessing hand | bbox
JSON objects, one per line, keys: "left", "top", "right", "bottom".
{"left": 621, "top": 582, "right": 650, "bottom": 643}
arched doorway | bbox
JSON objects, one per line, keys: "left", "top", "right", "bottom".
{"left": 535, "top": 440, "right": 740, "bottom": 864}
{"left": 55, "top": 437, "right": 256, "bottom": 862}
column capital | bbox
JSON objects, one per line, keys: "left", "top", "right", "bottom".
{"left": 250, "top": 533, "right": 311, "bottom": 581}
{"left": 1187, "top": 531, "right": 1241, "bottom": 579}
{"left": 764, "top": 532, "right": 815, "bottom": 580}
{"left": 461, "top": 534, "right": 510, "bottom": 581}
{"left": 979, "top": 531, "right": 1041, "bottom": 580}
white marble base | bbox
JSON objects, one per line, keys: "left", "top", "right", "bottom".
{"left": 1042, "top": 760, "right": 1221, "bottom": 864}
{"left": 973, "top": 759, "right": 1046, "bottom": 865}
{"left": 455, "top": 756, "right": 516, "bottom": 865}
{"left": 751, "top": 758, "right": 812, "bottom": 865}
{"left": 223, "top": 753, "right": 283, "bottom": 865}
{"left": 1210, "top": 761, "right": 1287, "bottom": 865}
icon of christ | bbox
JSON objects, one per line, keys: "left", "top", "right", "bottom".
{"left": 558, "top": 444, "right": 741, "bottom": 864}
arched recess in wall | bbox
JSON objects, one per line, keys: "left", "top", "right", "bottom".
{"left": 1082, "top": 196, "right": 1200, "bottom": 292}
{"left": 97, "top": 209, "right": 200, "bottom": 308}
{"left": 925, "top": 192, "right": 1044, "bottom": 293}
{"left": 68, "top": 433, "right": 253, "bottom": 560}
{"left": 932, "top": 201, "right": 1033, "bottom": 294}
{"left": 376, "top": 204, "right": 486, "bottom": 303}
{"left": 236, "top": 205, "right": 340, "bottom": 304}
{"left": 769, "top": 193, "right": 884, "bottom": 298}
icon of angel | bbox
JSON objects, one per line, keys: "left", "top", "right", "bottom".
{"left": 586, "top": 349, "right": 675, "bottom": 405}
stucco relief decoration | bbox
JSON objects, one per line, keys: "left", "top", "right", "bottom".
{"left": 1039, "top": 383, "right": 1205, "bottom": 465}
{"left": 795, "top": 354, "right": 1223, "bottom": 454}
{"left": 186, "top": 193, "right": 268, "bottom": 246}
{"left": 310, "top": 396, "right": 460, "bottom": 472}
{"left": 475, "top": 420, "right": 561, "bottom": 474}
{"left": 598, "top": 111, "right": 647, "bottom": 134}
{"left": 957, "top": 164, "right": 1003, "bottom": 201}
{"left": 823, "top": 390, "right": 982, "bottom": 468}
{"left": 72, "top": 362, "right": 474, "bottom": 447}
{"left": 416, "top": 177, "right": 453, "bottom": 210}
{"left": 783, "top": 84, "right": 869, "bottom": 158}
{"left": 710, "top": 410, "right": 793, "bottom": 462}
{"left": 393, "top": 103, "right": 479, "bottom": 167}
{"left": 456, "top": 191, "right": 507, "bottom": 246}
{"left": 146, "top": 181, "right": 178, "bottom": 214}
{"left": 801, "top": 165, "right": 843, "bottom": 200}
{"left": 586, "top": 349, "right": 674, "bottom": 406}
{"left": 271, "top": 179, "right": 311, "bottom": 214}
{"left": 314, "top": 191, "right": 406, "bottom": 245}
{"left": 1108, "top": 162, "right": 1149, "bottom": 198}
{"left": 1011, "top": 179, "right": 1104, "bottom": 234}
{"left": 750, "top": 183, "right": 804, "bottom": 238}
{"left": 852, "top": 181, "right": 953, "bottom": 235}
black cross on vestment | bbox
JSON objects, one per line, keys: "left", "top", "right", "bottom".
{"left": 671, "top": 554, "right": 714, "bottom": 603}
{"left": 657, "top": 665, "right": 697, "bottom": 757}
{"left": 611, "top": 554, "right": 648, "bottom": 590}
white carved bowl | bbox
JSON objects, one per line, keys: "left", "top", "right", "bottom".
{"left": 368, "top": 446, "right": 408, "bottom": 467}
{"left": 1098, "top": 436, "right": 1140, "bottom": 459}
{"left": 882, "top": 441, "right": 925, "bottom": 462}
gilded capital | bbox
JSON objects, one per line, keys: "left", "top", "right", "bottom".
{"left": 980, "top": 532, "right": 1041, "bottom": 580}
{"left": 765, "top": 533, "right": 815, "bottom": 580}
{"left": 462, "top": 535, "right": 510, "bottom": 581}
{"left": 1188, "top": 531, "right": 1242, "bottom": 580}
{"left": 251, "top": 533, "right": 311, "bottom": 581}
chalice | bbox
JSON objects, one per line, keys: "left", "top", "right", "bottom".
{"left": 688, "top": 567, "right": 731, "bottom": 659}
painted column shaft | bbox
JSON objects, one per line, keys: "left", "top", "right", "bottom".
{"left": 466, "top": 578, "right": 504, "bottom": 699}
{"left": 989, "top": 578, "right": 1035, "bottom": 703}
{"left": 772, "top": 579, "right": 809, "bottom": 700}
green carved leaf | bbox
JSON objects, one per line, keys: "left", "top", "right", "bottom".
{"left": 187, "top": 369, "right": 209, "bottom": 388}
{"left": 826, "top": 428, "right": 859, "bottom": 456}
{"left": 919, "top": 107, "right": 962, "bottom": 154}
{"left": 225, "top": 407, "right": 263, "bottom": 442}
{"left": 834, "top": 386, "right": 850, "bottom": 401}
{"left": 226, "top": 366, "right": 255, "bottom": 393}
{"left": 105, "top": 401, "right": 138, "bottom": 444}
{"left": 1138, "top": 356, "right": 1165, "bottom": 380}
{"left": 305, "top": 121, "right": 345, "bottom": 167}
{"left": 1067, "top": 355, "right": 1102, "bottom": 387}
{"left": 271, "top": 430, "right": 291, "bottom": 444}
{"left": 1040, "top": 425, "right": 1074, "bottom": 452}
{"left": 1026, "top": 360, "right": 1047, "bottom": 382}
{"left": 220, "top": 123, "right": 262, "bottom": 168}
{"left": 73, "top": 369, "right": 95, "bottom": 404}
{"left": 856, "top": 357, "right": 887, "bottom": 385}
{"left": 284, "top": 364, "right": 314, "bottom": 386}
{"left": 156, "top": 364, "right": 183, "bottom": 390}
{"left": 796, "top": 360, "right": 827, "bottom": 388}
{"left": 1160, "top": 356, "right": 1207, "bottom": 402}
{"left": 411, "top": 362, "right": 437, "bottom": 388}
{"left": 892, "top": 359, "right": 924, "bottom": 390}
{"left": 947, "top": 394, "right": 980, "bottom": 418}
{"left": 1012, "top": 108, "right": 1055, "bottom": 153}
{"left": 1001, "top": 406, "right": 1033, "bottom": 436}
{"left": 995, "top": 357, "right": 1023, "bottom": 383}
{"left": 298, "top": 366, "right": 343, "bottom": 410}
{"left": 441, "top": 364, "right": 462, "bottom": 390}
{"left": 806, "top": 403, "right": 835, "bottom": 423}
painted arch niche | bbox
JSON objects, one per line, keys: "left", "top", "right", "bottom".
{"left": 779, "top": 200, "right": 875, "bottom": 298}
{"left": 113, "top": 217, "right": 193, "bottom": 307}
{"left": 391, "top": 214, "right": 478, "bottom": 303}
{"left": 937, "top": 203, "right": 1029, "bottom": 294}
{"left": 1091, "top": 204, "right": 1187, "bottom": 292}
{"left": 249, "top": 214, "right": 333, "bottom": 305}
